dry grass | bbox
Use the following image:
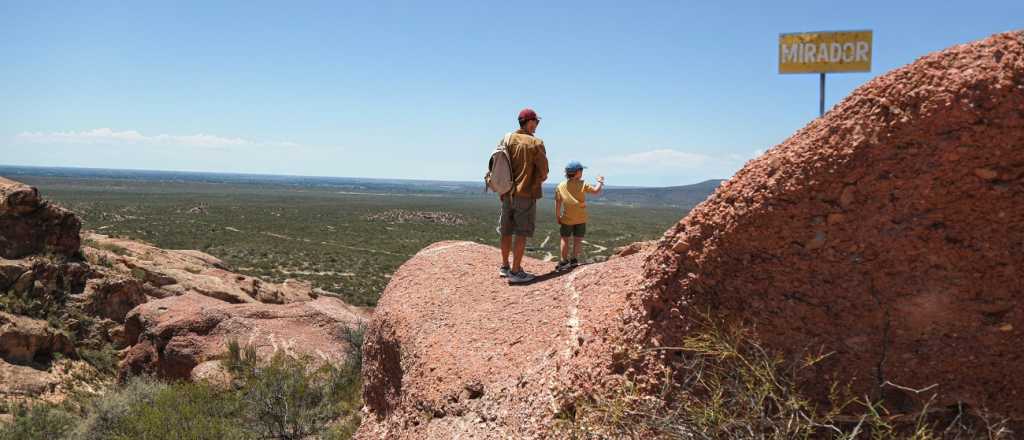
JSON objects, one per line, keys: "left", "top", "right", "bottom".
{"left": 558, "top": 318, "right": 1013, "bottom": 439}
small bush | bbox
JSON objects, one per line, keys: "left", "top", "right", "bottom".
{"left": 0, "top": 404, "right": 79, "bottom": 440}
{"left": 77, "top": 345, "right": 119, "bottom": 376}
{"left": 72, "top": 376, "right": 168, "bottom": 439}
{"left": 227, "top": 340, "right": 363, "bottom": 440}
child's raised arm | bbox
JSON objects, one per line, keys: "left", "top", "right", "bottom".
{"left": 589, "top": 176, "right": 605, "bottom": 195}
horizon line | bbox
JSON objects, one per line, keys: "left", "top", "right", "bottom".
{"left": 0, "top": 163, "right": 725, "bottom": 189}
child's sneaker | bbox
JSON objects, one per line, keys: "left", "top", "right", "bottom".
{"left": 498, "top": 265, "right": 511, "bottom": 278}
{"left": 555, "top": 260, "right": 572, "bottom": 272}
{"left": 507, "top": 270, "right": 536, "bottom": 284}
{"left": 570, "top": 258, "right": 580, "bottom": 267}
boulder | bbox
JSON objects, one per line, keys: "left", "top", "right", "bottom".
{"left": 120, "top": 293, "right": 369, "bottom": 380}
{"left": 84, "top": 233, "right": 317, "bottom": 304}
{"left": 358, "top": 241, "right": 647, "bottom": 439}
{"left": 82, "top": 277, "right": 148, "bottom": 323}
{"left": 0, "top": 177, "right": 81, "bottom": 258}
{"left": 638, "top": 31, "right": 1024, "bottom": 417}
{"left": 0, "top": 312, "right": 73, "bottom": 365}
{"left": 0, "top": 359, "right": 60, "bottom": 397}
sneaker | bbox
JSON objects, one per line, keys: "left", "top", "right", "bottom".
{"left": 570, "top": 258, "right": 580, "bottom": 267}
{"left": 498, "top": 265, "right": 511, "bottom": 278}
{"left": 507, "top": 270, "right": 536, "bottom": 284}
{"left": 555, "top": 260, "right": 572, "bottom": 272}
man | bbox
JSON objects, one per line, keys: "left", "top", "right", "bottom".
{"left": 498, "top": 108, "right": 549, "bottom": 284}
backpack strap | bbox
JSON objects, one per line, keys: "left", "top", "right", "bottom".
{"left": 503, "top": 132, "right": 517, "bottom": 197}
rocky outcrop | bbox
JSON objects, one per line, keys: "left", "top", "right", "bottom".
{"left": 120, "top": 293, "right": 369, "bottom": 380}
{"left": 0, "top": 312, "right": 73, "bottom": 365}
{"left": 358, "top": 242, "right": 646, "bottom": 439}
{"left": 0, "top": 177, "right": 80, "bottom": 259}
{"left": 358, "top": 31, "right": 1024, "bottom": 437}
{"left": 636, "top": 30, "right": 1024, "bottom": 417}
{"left": 0, "top": 177, "right": 369, "bottom": 402}
{"left": 83, "top": 232, "right": 317, "bottom": 304}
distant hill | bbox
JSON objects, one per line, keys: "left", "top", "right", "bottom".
{"left": 596, "top": 179, "right": 723, "bottom": 208}
{"left": 0, "top": 165, "right": 722, "bottom": 208}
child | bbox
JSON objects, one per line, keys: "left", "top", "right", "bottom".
{"left": 554, "top": 161, "right": 604, "bottom": 271}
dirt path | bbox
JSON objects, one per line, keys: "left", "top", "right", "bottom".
{"left": 582, "top": 240, "right": 607, "bottom": 252}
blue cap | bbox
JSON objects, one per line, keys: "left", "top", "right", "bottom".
{"left": 565, "top": 161, "right": 587, "bottom": 172}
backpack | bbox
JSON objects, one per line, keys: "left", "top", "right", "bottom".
{"left": 485, "top": 133, "right": 515, "bottom": 195}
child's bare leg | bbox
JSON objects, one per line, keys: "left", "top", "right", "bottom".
{"left": 560, "top": 237, "right": 570, "bottom": 262}
{"left": 573, "top": 237, "right": 584, "bottom": 260}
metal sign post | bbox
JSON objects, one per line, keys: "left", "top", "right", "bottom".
{"left": 778, "top": 30, "right": 873, "bottom": 117}
{"left": 819, "top": 73, "right": 825, "bottom": 117}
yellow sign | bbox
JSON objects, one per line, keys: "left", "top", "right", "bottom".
{"left": 779, "top": 30, "right": 872, "bottom": 74}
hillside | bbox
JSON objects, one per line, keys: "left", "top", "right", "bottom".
{"left": 598, "top": 179, "right": 724, "bottom": 207}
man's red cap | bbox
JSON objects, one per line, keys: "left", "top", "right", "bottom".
{"left": 518, "top": 108, "right": 539, "bottom": 122}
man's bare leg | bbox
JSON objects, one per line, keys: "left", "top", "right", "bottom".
{"left": 573, "top": 237, "right": 584, "bottom": 261}
{"left": 560, "top": 236, "right": 570, "bottom": 262}
{"left": 500, "top": 235, "right": 513, "bottom": 268}
{"left": 512, "top": 235, "right": 528, "bottom": 272}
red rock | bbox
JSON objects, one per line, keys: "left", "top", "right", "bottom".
{"left": 84, "top": 233, "right": 317, "bottom": 304}
{"left": 639, "top": 31, "right": 1024, "bottom": 418}
{"left": 0, "top": 178, "right": 80, "bottom": 258}
{"left": 0, "top": 312, "right": 73, "bottom": 365}
{"left": 358, "top": 241, "right": 647, "bottom": 439}
{"left": 82, "top": 277, "right": 148, "bottom": 323}
{"left": 973, "top": 167, "right": 999, "bottom": 180}
{"left": 120, "top": 293, "right": 369, "bottom": 380}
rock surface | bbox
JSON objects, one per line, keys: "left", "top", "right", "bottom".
{"left": 0, "top": 177, "right": 81, "bottom": 259}
{"left": 358, "top": 31, "right": 1024, "bottom": 438}
{"left": 83, "top": 232, "right": 318, "bottom": 305}
{"left": 637, "top": 31, "right": 1024, "bottom": 417}
{"left": 0, "top": 176, "right": 369, "bottom": 402}
{"left": 121, "top": 293, "right": 369, "bottom": 380}
{"left": 358, "top": 241, "right": 647, "bottom": 439}
{"left": 0, "top": 312, "right": 73, "bottom": 365}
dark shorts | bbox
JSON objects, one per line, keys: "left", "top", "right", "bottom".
{"left": 559, "top": 223, "right": 586, "bottom": 238}
{"left": 499, "top": 196, "right": 537, "bottom": 237}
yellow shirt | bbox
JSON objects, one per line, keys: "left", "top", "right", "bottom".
{"left": 555, "top": 180, "right": 597, "bottom": 225}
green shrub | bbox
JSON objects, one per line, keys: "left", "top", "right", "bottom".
{"left": 72, "top": 376, "right": 167, "bottom": 439}
{"left": 0, "top": 404, "right": 79, "bottom": 440}
{"left": 73, "top": 376, "right": 248, "bottom": 440}
{"left": 231, "top": 348, "right": 362, "bottom": 440}
{"left": 77, "top": 345, "right": 119, "bottom": 376}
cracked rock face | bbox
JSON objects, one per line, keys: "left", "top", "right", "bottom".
{"left": 640, "top": 31, "right": 1024, "bottom": 417}
{"left": 0, "top": 177, "right": 81, "bottom": 259}
{"left": 120, "top": 293, "right": 369, "bottom": 380}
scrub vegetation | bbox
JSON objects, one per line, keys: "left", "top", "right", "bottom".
{"left": 19, "top": 173, "right": 685, "bottom": 306}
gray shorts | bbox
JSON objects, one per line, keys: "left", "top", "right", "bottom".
{"left": 499, "top": 196, "right": 537, "bottom": 237}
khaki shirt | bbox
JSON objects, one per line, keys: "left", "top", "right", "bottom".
{"left": 505, "top": 129, "right": 549, "bottom": 199}
{"left": 555, "top": 179, "right": 597, "bottom": 225}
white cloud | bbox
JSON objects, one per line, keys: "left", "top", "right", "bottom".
{"left": 14, "top": 128, "right": 297, "bottom": 150}
{"left": 599, "top": 149, "right": 714, "bottom": 169}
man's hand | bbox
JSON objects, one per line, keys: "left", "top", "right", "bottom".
{"left": 556, "top": 215, "right": 563, "bottom": 225}
{"left": 597, "top": 176, "right": 605, "bottom": 184}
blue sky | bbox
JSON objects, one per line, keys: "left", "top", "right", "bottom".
{"left": 2, "top": 1, "right": 1020, "bottom": 186}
